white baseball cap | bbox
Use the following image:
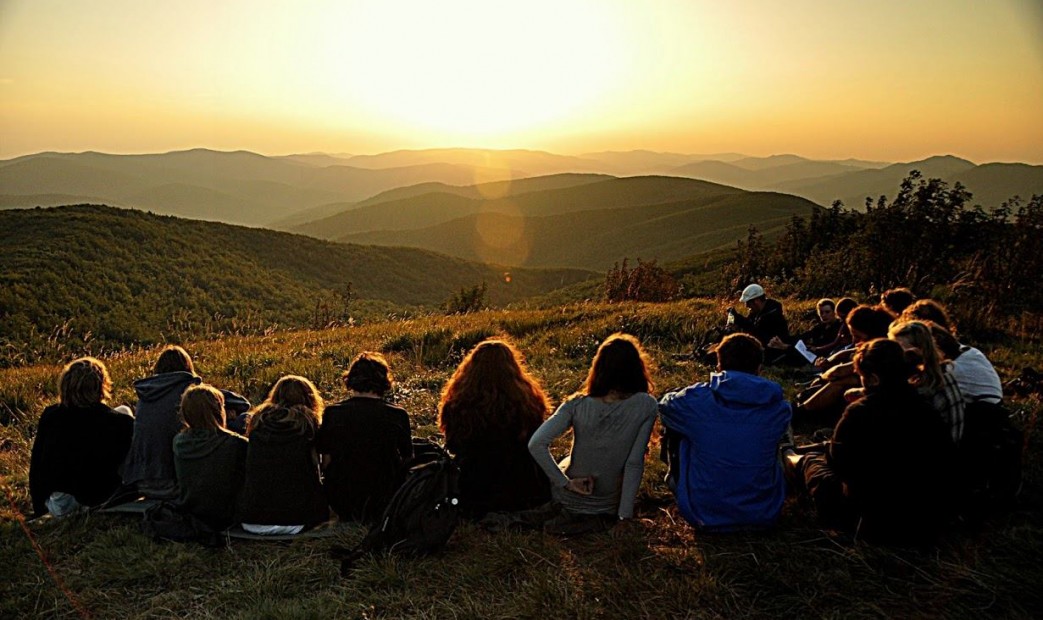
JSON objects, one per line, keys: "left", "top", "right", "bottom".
{"left": 739, "top": 283, "right": 765, "bottom": 303}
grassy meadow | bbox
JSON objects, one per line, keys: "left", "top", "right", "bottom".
{"left": 1, "top": 299, "right": 1041, "bottom": 618}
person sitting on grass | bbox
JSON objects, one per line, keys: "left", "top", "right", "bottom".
{"left": 29, "top": 357, "right": 134, "bottom": 518}
{"left": 659, "top": 333, "right": 792, "bottom": 530}
{"left": 121, "top": 345, "right": 199, "bottom": 500}
{"left": 785, "top": 338, "right": 955, "bottom": 546}
{"left": 317, "top": 352, "right": 413, "bottom": 524}
{"left": 797, "top": 305, "right": 894, "bottom": 425}
{"left": 727, "top": 283, "right": 790, "bottom": 349}
{"left": 173, "top": 383, "right": 247, "bottom": 531}
{"left": 524, "top": 333, "right": 658, "bottom": 535}
{"left": 807, "top": 296, "right": 858, "bottom": 359}
{"left": 438, "top": 339, "right": 551, "bottom": 519}
{"left": 766, "top": 298, "right": 843, "bottom": 365}
{"left": 237, "top": 376, "right": 328, "bottom": 535}
{"left": 925, "top": 322, "right": 1003, "bottom": 406}
{"left": 889, "top": 321, "right": 965, "bottom": 444}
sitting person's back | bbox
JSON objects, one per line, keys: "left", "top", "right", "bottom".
{"left": 659, "top": 334, "right": 791, "bottom": 529}
{"left": 317, "top": 352, "right": 413, "bottom": 523}
{"left": 29, "top": 357, "right": 134, "bottom": 517}
{"left": 528, "top": 334, "right": 658, "bottom": 529}
{"left": 439, "top": 339, "right": 551, "bottom": 518}
{"left": 123, "top": 346, "right": 200, "bottom": 498}
{"left": 173, "top": 384, "right": 247, "bottom": 531}
{"left": 237, "top": 376, "right": 329, "bottom": 533}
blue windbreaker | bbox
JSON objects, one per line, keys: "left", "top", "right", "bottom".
{"left": 659, "top": 371, "right": 791, "bottom": 529}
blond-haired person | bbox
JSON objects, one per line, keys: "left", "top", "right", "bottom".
{"left": 173, "top": 384, "right": 248, "bottom": 530}
{"left": 237, "top": 376, "right": 328, "bottom": 534}
{"left": 29, "top": 357, "right": 134, "bottom": 517}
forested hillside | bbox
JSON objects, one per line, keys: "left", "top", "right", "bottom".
{"left": 0, "top": 205, "right": 593, "bottom": 363}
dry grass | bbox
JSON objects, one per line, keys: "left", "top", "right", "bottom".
{"left": 1, "top": 300, "right": 1041, "bottom": 619}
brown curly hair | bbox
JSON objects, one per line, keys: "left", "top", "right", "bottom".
{"left": 438, "top": 339, "right": 549, "bottom": 447}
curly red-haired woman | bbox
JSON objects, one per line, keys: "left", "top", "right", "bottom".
{"left": 438, "top": 339, "right": 551, "bottom": 518}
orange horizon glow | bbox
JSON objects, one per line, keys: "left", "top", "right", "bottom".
{"left": 1, "top": 0, "right": 1042, "bottom": 164}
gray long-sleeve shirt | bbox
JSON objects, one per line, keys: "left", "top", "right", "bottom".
{"left": 527, "top": 393, "right": 657, "bottom": 519}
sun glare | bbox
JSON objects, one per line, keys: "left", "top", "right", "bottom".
{"left": 329, "top": 0, "right": 624, "bottom": 139}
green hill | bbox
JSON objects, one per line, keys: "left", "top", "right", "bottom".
{"left": 338, "top": 190, "right": 818, "bottom": 270}
{"left": 284, "top": 173, "right": 612, "bottom": 234}
{"left": 297, "top": 176, "right": 746, "bottom": 239}
{"left": 0, "top": 205, "right": 594, "bottom": 358}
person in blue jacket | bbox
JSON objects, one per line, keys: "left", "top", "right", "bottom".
{"left": 659, "top": 333, "right": 792, "bottom": 530}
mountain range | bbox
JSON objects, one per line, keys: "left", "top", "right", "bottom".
{"left": 3, "top": 149, "right": 1039, "bottom": 232}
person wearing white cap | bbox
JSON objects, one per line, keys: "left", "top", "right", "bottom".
{"left": 728, "top": 283, "right": 790, "bottom": 350}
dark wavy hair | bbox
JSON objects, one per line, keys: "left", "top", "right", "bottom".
{"left": 846, "top": 305, "right": 894, "bottom": 342}
{"left": 854, "top": 338, "right": 913, "bottom": 388}
{"left": 438, "top": 339, "right": 549, "bottom": 446}
{"left": 343, "top": 351, "right": 393, "bottom": 396}
{"left": 880, "top": 287, "right": 916, "bottom": 317}
{"left": 900, "top": 299, "right": 954, "bottom": 334}
{"left": 582, "top": 333, "right": 654, "bottom": 398}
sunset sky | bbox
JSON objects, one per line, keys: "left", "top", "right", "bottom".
{"left": 2, "top": 0, "right": 1041, "bottom": 162}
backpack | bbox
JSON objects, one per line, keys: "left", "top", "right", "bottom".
{"left": 332, "top": 439, "right": 460, "bottom": 575}
{"left": 141, "top": 501, "right": 224, "bottom": 547}
{"left": 956, "top": 399, "right": 1024, "bottom": 521}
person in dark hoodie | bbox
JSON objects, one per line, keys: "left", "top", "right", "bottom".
{"left": 122, "top": 346, "right": 199, "bottom": 499}
{"left": 123, "top": 346, "right": 251, "bottom": 499}
{"left": 30, "top": 357, "right": 134, "bottom": 517}
{"left": 659, "top": 333, "right": 792, "bottom": 530}
{"left": 173, "top": 383, "right": 248, "bottom": 531}
{"left": 237, "top": 375, "right": 329, "bottom": 535}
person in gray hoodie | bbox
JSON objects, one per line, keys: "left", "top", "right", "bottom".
{"left": 123, "top": 346, "right": 250, "bottom": 498}
{"left": 173, "top": 384, "right": 248, "bottom": 531}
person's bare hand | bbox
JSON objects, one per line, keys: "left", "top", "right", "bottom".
{"left": 564, "top": 475, "right": 594, "bottom": 496}
{"left": 767, "top": 336, "right": 786, "bottom": 350}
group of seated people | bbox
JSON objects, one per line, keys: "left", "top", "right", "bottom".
{"left": 27, "top": 287, "right": 1006, "bottom": 546}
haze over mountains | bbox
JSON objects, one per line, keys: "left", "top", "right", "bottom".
{"left": 2, "top": 148, "right": 1039, "bottom": 233}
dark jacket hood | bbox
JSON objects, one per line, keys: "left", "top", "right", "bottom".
{"left": 175, "top": 428, "right": 245, "bottom": 460}
{"left": 134, "top": 371, "right": 201, "bottom": 404}
{"left": 707, "top": 370, "right": 785, "bottom": 408}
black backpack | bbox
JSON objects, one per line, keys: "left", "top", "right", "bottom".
{"left": 333, "top": 439, "right": 461, "bottom": 575}
{"left": 957, "top": 399, "right": 1024, "bottom": 521}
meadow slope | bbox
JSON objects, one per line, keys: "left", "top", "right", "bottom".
{"left": 1, "top": 300, "right": 1040, "bottom": 618}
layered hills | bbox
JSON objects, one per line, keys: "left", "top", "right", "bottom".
{"left": 309, "top": 177, "right": 820, "bottom": 270}
{"left": 3, "top": 149, "right": 1038, "bottom": 233}
{"left": 0, "top": 205, "right": 593, "bottom": 352}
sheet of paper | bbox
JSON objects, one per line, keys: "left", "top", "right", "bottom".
{"left": 794, "top": 340, "right": 817, "bottom": 363}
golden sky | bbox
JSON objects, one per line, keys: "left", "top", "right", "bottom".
{"left": 1, "top": 0, "right": 1041, "bottom": 162}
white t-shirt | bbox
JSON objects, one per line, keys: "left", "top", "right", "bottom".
{"left": 952, "top": 346, "right": 1003, "bottom": 404}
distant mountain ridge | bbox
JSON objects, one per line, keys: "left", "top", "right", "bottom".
{"left": 2, "top": 148, "right": 1038, "bottom": 232}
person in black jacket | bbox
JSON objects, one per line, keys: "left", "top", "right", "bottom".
{"left": 317, "top": 352, "right": 413, "bottom": 523}
{"left": 237, "top": 376, "right": 328, "bottom": 534}
{"left": 29, "top": 357, "right": 134, "bottom": 517}
{"left": 785, "top": 339, "right": 956, "bottom": 545}
{"left": 729, "top": 283, "right": 790, "bottom": 349}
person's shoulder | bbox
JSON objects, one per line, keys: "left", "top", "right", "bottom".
{"left": 626, "top": 392, "right": 659, "bottom": 411}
